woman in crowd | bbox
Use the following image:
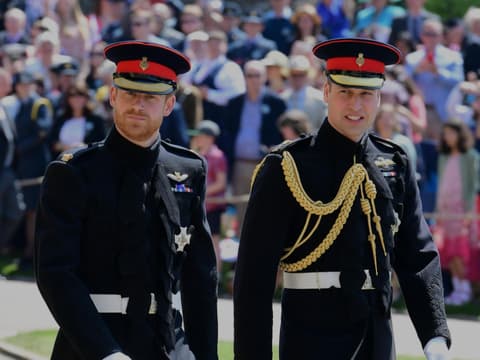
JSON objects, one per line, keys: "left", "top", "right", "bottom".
{"left": 436, "top": 120, "right": 479, "bottom": 305}
{"left": 291, "top": 3, "right": 326, "bottom": 46}
{"left": 373, "top": 103, "right": 417, "bottom": 166}
{"left": 49, "top": 84, "right": 105, "bottom": 158}
{"left": 47, "top": 0, "right": 92, "bottom": 70}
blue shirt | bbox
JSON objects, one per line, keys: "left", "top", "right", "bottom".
{"left": 234, "top": 97, "right": 262, "bottom": 160}
{"left": 354, "top": 5, "right": 405, "bottom": 42}
{"left": 316, "top": 1, "right": 351, "bottom": 39}
{"left": 405, "top": 45, "right": 464, "bottom": 121}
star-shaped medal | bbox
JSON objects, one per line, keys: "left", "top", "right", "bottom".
{"left": 175, "top": 226, "right": 192, "bottom": 252}
{"left": 391, "top": 211, "right": 401, "bottom": 235}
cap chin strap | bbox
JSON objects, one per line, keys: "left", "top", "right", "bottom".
{"left": 113, "top": 76, "right": 176, "bottom": 95}
{"left": 327, "top": 73, "right": 384, "bottom": 90}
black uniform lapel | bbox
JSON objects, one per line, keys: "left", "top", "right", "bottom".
{"left": 154, "top": 163, "right": 180, "bottom": 227}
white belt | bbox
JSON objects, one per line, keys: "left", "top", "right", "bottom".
{"left": 283, "top": 270, "right": 375, "bottom": 290}
{"left": 90, "top": 293, "right": 157, "bottom": 314}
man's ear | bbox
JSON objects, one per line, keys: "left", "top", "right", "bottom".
{"left": 323, "top": 82, "right": 330, "bottom": 103}
{"left": 109, "top": 87, "right": 117, "bottom": 108}
{"left": 163, "top": 95, "right": 176, "bottom": 116}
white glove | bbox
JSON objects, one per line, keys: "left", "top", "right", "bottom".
{"left": 102, "top": 352, "right": 132, "bottom": 360}
{"left": 424, "top": 337, "right": 450, "bottom": 360}
{"left": 169, "top": 337, "right": 196, "bottom": 360}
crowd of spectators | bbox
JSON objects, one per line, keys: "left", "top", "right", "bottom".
{"left": 1, "top": 0, "right": 480, "bottom": 305}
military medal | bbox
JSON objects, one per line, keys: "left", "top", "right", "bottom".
{"left": 167, "top": 171, "right": 193, "bottom": 192}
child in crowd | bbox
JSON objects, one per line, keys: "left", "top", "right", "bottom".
{"left": 190, "top": 120, "right": 228, "bottom": 275}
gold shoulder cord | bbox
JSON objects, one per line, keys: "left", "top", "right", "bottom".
{"left": 279, "top": 151, "right": 386, "bottom": 274}
{"left": 250, "top": 157, "right": 267, "bottom": 190}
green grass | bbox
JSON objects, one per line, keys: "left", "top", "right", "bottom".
{"left": 4, "top": 329, "right": 55, "bottom": 357}
{"left": 3, "top": 329, "right": 424, "bottom": 360}
{"left": 0, "top": 254, "right": 34, "bottom": 279}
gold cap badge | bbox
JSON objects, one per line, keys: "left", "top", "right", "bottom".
{"left": 139, "top": 57, "right": 149, "bottom": 71}
{"left": 356, "top": 53, "right": 365, "bottom": 67}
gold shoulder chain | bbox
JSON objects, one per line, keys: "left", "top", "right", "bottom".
{"left": 279, "top": 150, "right": 385, "bottom": 274}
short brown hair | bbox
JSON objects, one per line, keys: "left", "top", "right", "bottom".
{"left": 277, "top": 109, "right": 311, "bottom": 136}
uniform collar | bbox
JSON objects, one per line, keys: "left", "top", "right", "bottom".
{"left": 314, "top": 118, "right": 368, "bottom": 162}
{"left": 105, "top": 125, "right": 160, "bottom": 178}
{"left": 315, "top": 119, "right": 394, "bottom": 199}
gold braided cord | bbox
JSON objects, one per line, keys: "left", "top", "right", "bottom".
{"left": 365, "top": 178, "right": 387, "bottom": 256}
{"left": 281, "top": 151, "right": 367, "bottom": 215}
{"left": 279, "top": 171, "right": 364, "bottom": 272}
{"left": 278, "top": 150, "right": 385, "bottom": 273}
{"left": 250, "top": 157, "right": 266, "bottom": 190}
{"left": 360, "top": 184, "right": 378, "bottom": 275}
{"left": 281, "top": 213, "right": 322, "bottom": 260}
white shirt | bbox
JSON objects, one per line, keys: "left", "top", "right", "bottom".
{"left": 193, "top": 55, "right": 246, "bottom": 106}
{"left": 59, "top": 117, "right": 86, "bottom": 146}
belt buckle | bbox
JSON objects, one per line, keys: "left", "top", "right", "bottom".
{"left": 121, "top": 297, "right": 129, "bottom": 314}
{"left": 316, "top": 271, "right": 341, "bottom": 290}
{"left": 148, "top": 293, "right": 157, "bottom": 314}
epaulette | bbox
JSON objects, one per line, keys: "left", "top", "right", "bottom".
{"left": 161, "top": 139, "right": 204, "bottom": 161}
{"left": 57, "top": 142, "right": 103, "bottom": 163}
{"left": 269, "top": 134, "right": 313, "bottom": 154}
{"left": 368, "top": 133, "right": 405, "bottom": 153}
{"left": 251, "top": 135, "right": 313, "bottom": 189}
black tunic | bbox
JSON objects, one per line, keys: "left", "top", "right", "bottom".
{"left": 234, "top": 119, "right": 450, "bottom": 360}
{"left": 35, "top": 126, "right": 218, "bottom": 360}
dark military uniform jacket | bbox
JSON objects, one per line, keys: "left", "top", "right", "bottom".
{"left": 35, "top": 126, "right": 218, "bottom": 360}
{"left": 234, "top": 120, "right": 450, "bottom": 359}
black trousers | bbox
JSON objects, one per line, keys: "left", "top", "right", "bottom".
{"left": 279, "top": 290, "right": 396, "bottom": 360}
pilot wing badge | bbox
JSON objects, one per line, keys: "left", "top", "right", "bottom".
{"left": 374, "top": 156, "right": 395, "bottom": 169}
{"left": 175, "top": 227, "right": 192, "bottom": 252}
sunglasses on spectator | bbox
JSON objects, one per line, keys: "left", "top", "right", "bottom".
{"left": 181, "top": 18, "right": 199, "bottom": 24}
{"left": 290, "top": 72, "right": 308, "bottom": 77}
{"left": 422, "top": 31, "right": 440, "bottom": 37}
{"left": 68, "top": 92, "right": 88, "bottom": 98}
{"left": 132, "top": 21, "right": 148, "bottom": 27}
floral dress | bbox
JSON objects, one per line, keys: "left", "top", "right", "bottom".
{"left": 436, "top": 154, "right": 472, "bottom": 271}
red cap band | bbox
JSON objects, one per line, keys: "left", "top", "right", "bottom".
{"left": 116, "top": 60, "right": 177, "bottom": 81}
{"left": 326, "top": 57, "right": 385, "bottom": 74}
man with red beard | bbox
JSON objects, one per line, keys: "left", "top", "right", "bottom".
{"left": 35, "top": 41, "right": 218, "bottom": 360}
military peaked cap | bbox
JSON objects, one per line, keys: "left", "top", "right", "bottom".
{"left": 104, "top": 41, "right": 191, "bottom": 95}
{"left": 313, "top": 38, "right": 401, "bottom": 89}
{"left": 50, "top": 58, "right": 80, "bottom": 76}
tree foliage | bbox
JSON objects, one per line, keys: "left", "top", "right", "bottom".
{"left": 425, "top": 0, "right": 480, "bottom": 20}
